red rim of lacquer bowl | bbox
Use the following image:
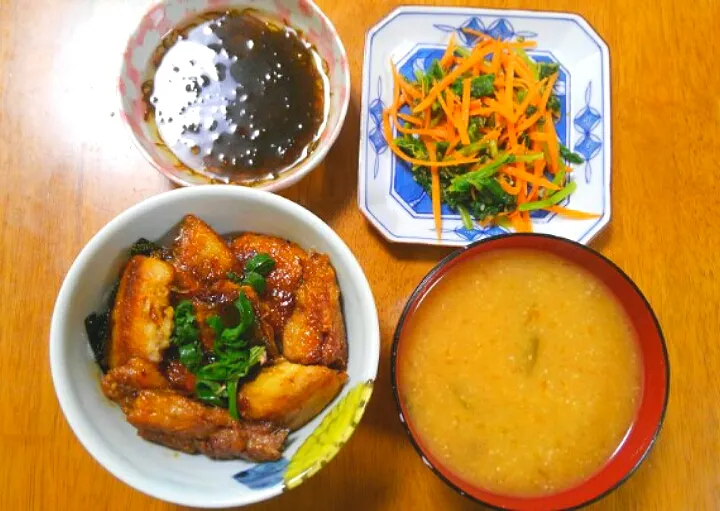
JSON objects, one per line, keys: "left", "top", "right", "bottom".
{"left": 391, "top": 233, "right": 670, "bottom": 511}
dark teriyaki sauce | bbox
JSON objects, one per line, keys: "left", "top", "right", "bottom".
{"left": 143, "top": 9, "right": 328, "bottom": 184}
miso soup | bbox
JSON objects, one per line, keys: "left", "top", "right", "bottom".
{"left": 397, "top": 249, "right": 642, "bottom": 496}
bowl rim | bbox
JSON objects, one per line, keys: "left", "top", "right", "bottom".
{"left": 117, "top": 0, "right": 351, "bottom": 192}
{"left": 390, "top": 233, "right": 670, "bottom": 511}
{"left": 49, "top": 185, "right": 380, "bottom": 507}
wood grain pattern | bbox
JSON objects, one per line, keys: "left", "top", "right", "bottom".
{"left": 1, "top": 0, "right": 719, "bottom": 509}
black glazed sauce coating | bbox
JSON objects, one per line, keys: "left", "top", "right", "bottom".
{"left": 145, "top": 10, "right": 327, "bottom": 184}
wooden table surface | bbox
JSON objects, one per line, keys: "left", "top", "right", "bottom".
{"left": 1, "top": 0, "right": 719, "bottom": 509}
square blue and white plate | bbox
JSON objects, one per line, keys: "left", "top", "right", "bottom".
{"left": 358, "top": 7, "right": 611, "bottom": 246}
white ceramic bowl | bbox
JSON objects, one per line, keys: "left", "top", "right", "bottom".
{"left": 119, "top": 0, "right": 351, "bottom": 191}
{"left": 50, "top": 186, "right": 379, "bottom": 507}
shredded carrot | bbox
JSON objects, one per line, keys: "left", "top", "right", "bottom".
{"left": 505, "top": 57, "right": 515, "bottom": 113}
{"left": 501, "top": 165, "right": 561, "bottom": 190}
{"left": 445, "top": 135, "right": 461, "bottom": 156}
{"left": 437, "top": 93, "right": 463, "bottom": 137}
{"left": 513, "top": 56, "right": 533, "bottom": 81}
{"left": 460, "top": 27, "right": 489, "bottom": 41}
{"left": 391, "top": 63, "right": 421, "bottom": 100}
{"left": 413, "top": 47, "right": 494, "bottom": 113}
{"left": 459, "top": 78, "right": 472, "bottom": 145}
{"left": 498, "top": 174, "right": 521, "bottom": 195}
{"left": 382, "top": 33, "right": 583, "bottom": 235}
{"left": 507, "top": 122, "right": 517, "bottom": 148}
{"left": 508, "top": 212, "right": 526, "bottom": 232}
{"left": 544, "top": 111, "right": 560, "bottom": 173}
{"left": 520, "top": 211, "right": 532, "bottom": 231}
{"left": 469, "top": 106, "right": 493, "bottom": 116}
{"left": 394, "top": 124, "right": 448, "bottom": 139}
{"left": 384, "top": 119, "right": 481, "bottom": 167}
{"left": 426, "top": 141, "right": 443, "bottom": 239}
{"left": 514, "top": 79, "right": 544, "bottom": 122}
{"left": 546, "top": 206, "right": 601, "bottom": 219}
{"left": 484, "top": 129, "right": 501, "bottom": 141}
{"left": 508, "top": 40, "right": 537, "bottom": 49}
{"left": 439, "top": 33, "right": 457, "bottom": 69}
{"left": 485, "top": 98, "right": 514, "bottom": 122}
{"left": 397, "top": 112, "right": 424, "bottom": 126}
{"left": 539, "top": 72, "right": 559, "bottom": 105}
{"left": 445, "top": 87, "right": 460, "bottom": 108}
{"left": 527, "top": 139, "right": 546, "bottom": 201}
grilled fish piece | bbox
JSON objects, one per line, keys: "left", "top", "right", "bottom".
{"left": 101, "top": 357, "right": 169, "bottom": 410}
{"left": 282, "top": 253, "right": 347, "bottom": 369}
{"left": 126, "top": 390, "right": 288, "bottom": 461}
{"left": 229, "top": 233, "right": 307, "bottom": 336}
{"left": 108, "top": 255, "right": 174, "bottom": 369}
{"left": 173, "top": 214, "right": 238, "bottom": 291}
{"left": 238, "top": 359, "right": 347, "bottom": 430}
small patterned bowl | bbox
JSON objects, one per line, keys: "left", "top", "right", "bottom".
{"left": 119, "top": 0, "right": 350, "bottom": 191}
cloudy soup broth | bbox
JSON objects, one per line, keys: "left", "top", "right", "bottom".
{"left": 398, "top": 249, "right": 642, "bottom": 497}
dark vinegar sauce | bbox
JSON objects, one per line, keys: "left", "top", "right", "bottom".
{"left": 143, "top": 9, "right": 329, "bottom": 184}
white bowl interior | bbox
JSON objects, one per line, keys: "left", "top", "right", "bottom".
{"left": 50, "top": 186, "right": 379, "bottom": 507}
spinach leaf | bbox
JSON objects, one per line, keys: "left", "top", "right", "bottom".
{"left": 173, "top": 300, "right": 199, "bottom": 344}
{"left": 195, "top": 380, "right": 227, "bottom": 407}
{"left": 244, "top": 253, "right": 275, "bottom": 276}
{"left": 547, "top": 95, "right": 561, "bottom": 116}
{"left": 518, "top": 181, "right": 578, "bottom": 211}
{"left": 457, "top": 204, "right": 474, "bottom": 230}
{"left": 228, "top": 254, "right": 274, "bottom": 294}
{"left": 559, "top": 144, "right": 585, "bottom": 164}
{"left": 412, "top": 158, "right": 516, "bottom": 223}
{"left": 396, "top": 134, "right": 428, "bottom": 160}
{"left": 171, "top": 300, "right": 203, "bottom": 372}
{"left": 467, "top": 117, "right": 489, "bottom": 143}
{"left": 466, "top": 178, "right": 517, "bottom": 220}
{"left": 200, "top": 292, "right": 265, "bottom": 419}
{"left": 414, "top": 59, "right": 444, "bottom": 92}
{"left": 538, "top": 63, "right": 559, "bottom": 80}
{"left": 514, "top": 48, "right": 539, "bottom": 79}
{"left": 242, "top": 271, "right": 266, "bottom": 294}
{"left": 178, "top": 342, "right": 203, "bottom": 372}
{"left": 448, "top": 153, "right": 514, "bottom": 193}
{"left": 435, "top": 141, "right": 450, "bottom": 158}
{"left": 226, "top": 271, "right": 243, "bottom": 284}
{"left": 449, "top": 74, "right": 495, "bottom": 98}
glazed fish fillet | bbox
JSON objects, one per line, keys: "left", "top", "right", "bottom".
{"left": 173, "top": 214, "right": 237, "bottom": 290}
{"left": 126, "top": 390, "right": 288, "bottom": 461}
{"left": 238, "top": 359, "right": 347, "bottom": 430}
{"left": 282, "top": 253, "right": 348, "bottom": 369}
{"left": 102, "top": 357, "right": 169, "bottom": 410}
{"left": 230, "top": 233, "right": 307, "bottom": 336}
{"left": 108, "top": 255, "right": 174, "bottom": 369}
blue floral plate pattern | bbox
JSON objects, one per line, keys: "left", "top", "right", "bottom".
{"left": 358, "top": 7, "right": 611, "bottom": 246}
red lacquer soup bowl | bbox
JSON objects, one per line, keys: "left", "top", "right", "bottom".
{"left": 391, "top": 234, "right": 669, "bottom": 511}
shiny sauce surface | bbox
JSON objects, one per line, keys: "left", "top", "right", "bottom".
{"left": 144, "top": 10, "right": 328, "bottom": 184}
